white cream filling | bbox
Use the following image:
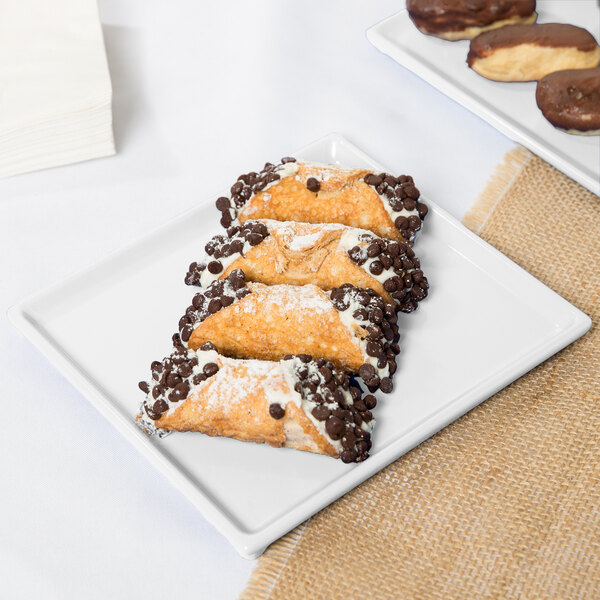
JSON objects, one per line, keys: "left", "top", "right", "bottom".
{"left": 365, "top": 179, "right": 420, "bottom": 231}
{"left": 262, "top": 161, "right": 299, "bottom": 192}
{"left": 186, "top": 279, "right": 242, "bottom": 342}
{"left": 338, "top": 229, "right": 396, "bottom": 286}
{"left": 199, "top": 239, "right": 253, "bottom": 288}
{"left": 140, "top": 347, "right": 220, "bottom": 428}
{"left": 285, "top": 359, "right": 372, "bottom": 454}
{"left": 336, "top": 294, "right": 390, "bottom": 379}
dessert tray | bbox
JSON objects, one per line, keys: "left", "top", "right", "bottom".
{"left": 8, "top": 133, "right": 590, "bottom": 558}
{"left": 366, "top": 1, "right": 600, "bottom": 196}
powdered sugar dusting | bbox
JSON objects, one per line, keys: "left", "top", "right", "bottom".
{"left": 245, "top": 282, "right": 333, "bottom": 316}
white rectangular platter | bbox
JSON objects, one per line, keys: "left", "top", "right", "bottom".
{"left": 367, "top": 1, "right": 600, "bottom": 196}
{"left": 9, "top": 133, "right": 591, "bottom": 559}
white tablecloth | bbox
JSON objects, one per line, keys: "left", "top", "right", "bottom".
{"left": 0, "top": 1, "right": 514, "bottom": 598}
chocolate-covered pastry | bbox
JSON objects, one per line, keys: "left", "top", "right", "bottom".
{"left": 536, "top": 67, "right": 600, "bottom": 135}
{"left": 407, "top": 0, "right": 536, "bottom": 41}
{"left": 467, "top": 23, "right": 600, "bottom": 82}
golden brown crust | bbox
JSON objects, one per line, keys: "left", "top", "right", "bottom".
{"left": 218, "top": 222, "right": 395, "bottom": 305}
{"left": 155, "top": 357, "right": 338, "bottom": 457}
{"left": 188, "top": 283, "right": 367, "bottom": 371}
{"left": 239, "top": 163, "right": 404, "bottom": 241}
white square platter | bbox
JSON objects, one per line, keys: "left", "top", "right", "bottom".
{"left": 8, "top": 133, "right": 591, "bottom": 559}
{"left": 367, "top": 1, "right": 600, "bottom": 196}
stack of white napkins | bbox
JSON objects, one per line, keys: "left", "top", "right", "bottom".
{"left": 0, "top": 0, "right": 115, "bottom": 178}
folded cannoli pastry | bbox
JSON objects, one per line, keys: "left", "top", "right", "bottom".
{"left": 215, "top": 158, "right": 428, "bottom": 243}
{"left": 138, "top": 335, "right": 375, "bottom": 463}
{"left": 185, "top": 220, "right": 429, "bottom": 312}
{"left": 178, "top": 270, "right": 399, "bottom": 392}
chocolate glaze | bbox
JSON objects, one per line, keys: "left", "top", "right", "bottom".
{"left": 407, "top": 0, "right": 535, "bottom": 34}
{"left": 468, "top": 24, "right": 600, "bottom": 63}
{"left": 536, "top": 68, "right": 600, "bottom": 132}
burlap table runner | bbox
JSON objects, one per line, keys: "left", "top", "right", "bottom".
{"left": 241, "top": 148, "right": 599, "bottom": 600}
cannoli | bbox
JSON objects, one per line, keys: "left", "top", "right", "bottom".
{"left": 536, "top": 67, "right": 600, "bottom": 135}
{"left": 407, "top": 0, "right": 537, "bottom": 41}
{"left": 215, "top": 158, "right": 428, "bottom": 243}
{"left": 467, "top": 23, "right": 600, "bottom": 82}
{"left": 138, "top": 336, "right": 375, "bottom": 463}
{"left": 178, "top": 270, "right": 399, "bottom": 393}
{"left": 185, "top": 220, "right": 429, "bottom": 312}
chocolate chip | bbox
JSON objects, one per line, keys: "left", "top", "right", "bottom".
{"left": 361, "top": 410, "right": 374, "bottom": 422}
{"left": 207, "top": 261, "right": 223, "bottom": 274}
{"left": 404, "top": 185, "right": 420, "bottom": 200}
{"left": 353, "top": 308, "right": 368, "bottom": 321}
{"left": 389, "top": 198, "right": 404, "bottom": 212}
{"left": 153, "top": 399, "right": 168, "bottom": 415}
{"left": 369, "top": 261, "right": 383, "bottom": 276}
{"left": 404, "top": 199, "right": 417, "bottom": 212}
{"left": 331, "top": 296, "right": 350, "bottom": 311}
{"left": 281, "top": 156, "right": 296, "bottom": 163}
{"left": 325, "top": 416, "right": 344, "bottom": 439}
{"left": 341, "top": 449, "right": 357, "bottom": 463}
{"left": 366, "top": 342, "right": 382, "bottom": 357}
{"left": 380, "top": 377, "right": 393, "bottom": 393}
{"left": 172, "top": 381, "right": 190, "bottom": 400}
{"left": 207, "top": 298, "right": 222, "bottom": 314}
{"left": 319, "top": 366, "right": 333, "bottom": 383}
{"left": 417, "top": 202, "right": 428, "bottom": 218}
{"left": 364, "top": 395, "right": 377, "bottom": 410}
{"left": 349, "top": 386, "right": 361, "bottom": 402}
{"left": 178, "top": 363, "right": 193, "bottom": 378}
{"left": 306, "top": 177, "right": 320, "bottom": 193}
{"left": 200, "top": 341, "right": 216, "bottom": 351}
{"left": 380, "top": 255, "right": 392, "bottom": 269}
{"left": 221, "top": 295, "right": 234, "bottom": 307}
{"left": 297, "top": 354, "right": 312, "bottom": 363}
{"left": 312, "top": 405, "right": 330, "bottom": 421}
{"left": 192, "top": 373, "right": 206, "bottom": 385}
{"left": 395, "top": 216, "right": 408, "bottom": 230}
{"left": 359, "top": 364, "right": 376, "bottom": 380}
{"left": 408, "top": 215, "right": 421, "bottom": 230}
{"left": 231, "top": 181, "right": 243, "bottom": 195}
{"left": 216, "top": 197, "right": 230, "bottom": 210}
{"left": 138, "top": 381, "right": 150, "bottom": 394}
{"left": 247, "top": 233, "right": 263, "bottom": 246}
{"left": 341, "top": 431, "right": 357, "bottom": 449}
{"left": 203, "top": 362, "right": 219, "bottom": 377}
{"left": 166, "top": 373, "right": 182, "bottom": 388}
{"left": 367, "top": 243, "right": 381, "bottom": 258}
{"left": 364, "top": 173, "right": 383, "bottom": 186}
{"left": 383, "top": 279, "right": 397, "bottom": 293}
{"left": 269, "top": 403, "right": 285, "bottom": 419}
{"left": 356, "top": 290, "right": 371, "bottom": 306}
